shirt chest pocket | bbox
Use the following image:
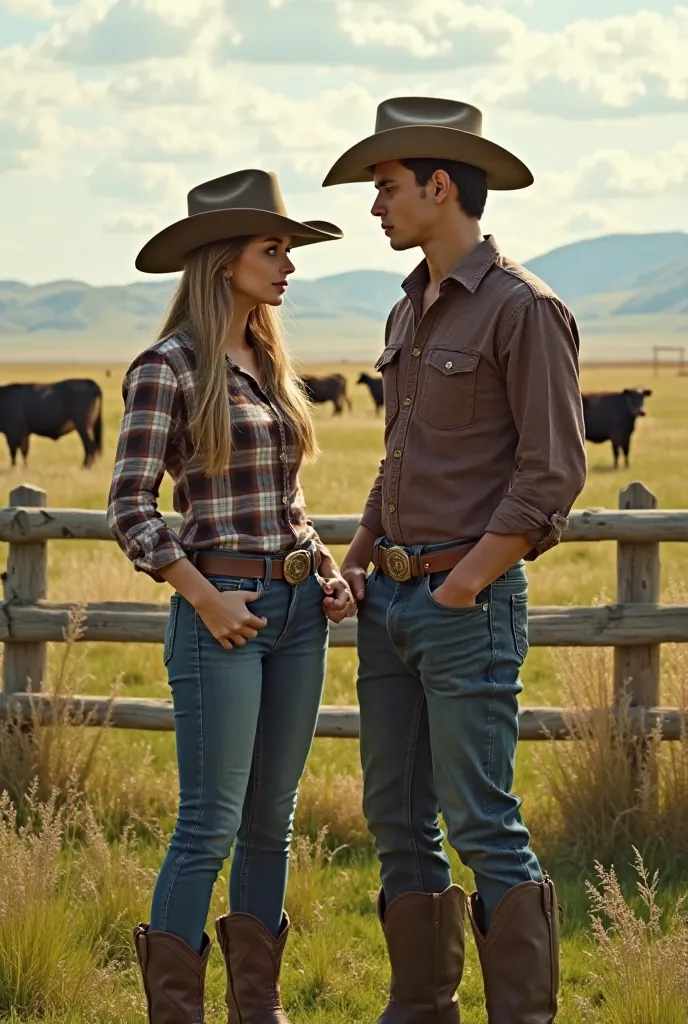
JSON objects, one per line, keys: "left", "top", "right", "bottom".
{"left": 374, "top": 344, "right": 402, "bottom": 423}
{"left": 419, "top": 348, "right": 480, "bottom": 430}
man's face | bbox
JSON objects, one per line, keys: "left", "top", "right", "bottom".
{"left": 370, "top": 160, "right": 440, "bottom": 251}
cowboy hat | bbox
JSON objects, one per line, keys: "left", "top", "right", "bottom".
{"left": 136, "top": 168, "right": 343, "bottom": 274}
{"left": 322, "top": 96, "right": 533, "bottom": 191}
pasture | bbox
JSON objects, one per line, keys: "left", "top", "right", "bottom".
{"left": 0, "top": 359, "right": 687, "bottom": 1023}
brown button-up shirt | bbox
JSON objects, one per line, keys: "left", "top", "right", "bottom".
{"left": 360, "top": 236, "right": 587, "bottom": 559}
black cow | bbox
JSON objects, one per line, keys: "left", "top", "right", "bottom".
{"left": 0, "top": 379, "right": 103, "bottom": 468}
{"left": 357, "top": 372, "right": 383, "bottom": 416}
{"left": 301, "top": 373, "right": 352, "bottom": 416}
{"left": 582, "top": 388, "right": 652, "bottom": 469}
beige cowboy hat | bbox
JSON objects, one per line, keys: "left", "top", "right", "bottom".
{"left": 322, "top": 96, "right": 533, "bottom": 191}
{"left": 136, "top": 168, "right": 343, "bottom": 274}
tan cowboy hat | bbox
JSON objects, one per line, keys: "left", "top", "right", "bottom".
{"left": 136, "top": 168, "right": 343, "bottom": 274}
{"left": 322, "top": 96, "right": 533, "bottom": 191}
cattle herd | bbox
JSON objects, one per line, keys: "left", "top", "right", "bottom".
{"left": 0, "top": 370, "right": 654, "bottom": 471}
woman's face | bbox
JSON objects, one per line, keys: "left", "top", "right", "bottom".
{"left": 228, "top": 235, "right": 295, "bottom": 307}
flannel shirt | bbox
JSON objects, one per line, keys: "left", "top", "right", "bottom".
{"left": 107, "top": 334, "right": 320, "bottom": 582}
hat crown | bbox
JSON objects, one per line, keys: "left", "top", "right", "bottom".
{"left": 187, "top": 169, "right": 288, "bottom": 218}
{"left": 375, "top": 97, "right": 483, "bottom": 138}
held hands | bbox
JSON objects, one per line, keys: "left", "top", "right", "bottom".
{"left": 320, "top": 574, "right": 357, "bottom": 624}
{"left": 194, "top": 588, "right": 268, "bottom": 649}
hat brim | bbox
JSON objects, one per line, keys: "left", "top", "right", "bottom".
{"left": 135, "top": 210, "right": 343, "bottom": 274}
{"left": 322, "top": 125, "right": 533, "bottom": 190}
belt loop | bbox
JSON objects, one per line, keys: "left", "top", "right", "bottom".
{"left": 263, "top": 556, "right": 273, "bottom": 591}
{"left": 411, "top": 544, "right": 425, "bottom": 578}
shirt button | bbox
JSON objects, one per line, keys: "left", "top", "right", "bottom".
{"left": 279, "top": 452, "right": 287, "bottom": 462}
{"left": 445, "top": 360, "right": 453, "bottom": 369}
{"left": 393, "top": 449, "right": 402, "bottom": 458}
{"left": 282, "top": 496, "right": 289, "bottom": 505}
{"left": 388, "top": 503, "right": 396, "bottom": 513}
{"left": 403, "top": 397, "right": 411, "bottom": 406}
{"left": 412, "top": 347, "right": 421, "bottom": 357}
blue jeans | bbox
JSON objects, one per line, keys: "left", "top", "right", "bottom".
{"left": 150, "top": 566, "right": 328, "bottom": 953}
{"left": 357, "top": 557, "right": 541, "bottom": 928}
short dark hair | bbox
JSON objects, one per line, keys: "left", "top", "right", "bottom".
{"left": 400, "top": 158, "right": 488, "bottom": 219}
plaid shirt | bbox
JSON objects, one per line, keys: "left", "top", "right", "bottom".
{"left": 107, "top": 334, "right": 320, "bottom": 582}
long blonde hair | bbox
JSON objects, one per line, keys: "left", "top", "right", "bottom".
{"left": 158, "top": 238, "right": 318, "bottom": 477}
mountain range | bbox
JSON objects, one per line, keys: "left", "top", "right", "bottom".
{"left": 1, "top": 232, "right": 687, "bottom": 364}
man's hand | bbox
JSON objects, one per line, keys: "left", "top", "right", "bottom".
{"left": 431, "top": 582, "right": 478, "bottom": 608}
{"left": 341, "top": 525, "right": 377, "bottom": 602}
{"left": 321, "top": 575, "right": 357, "bottom": 624}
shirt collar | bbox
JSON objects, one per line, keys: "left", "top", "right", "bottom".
{"left": 402, "top": 234, "right": 500, "bottom": 299}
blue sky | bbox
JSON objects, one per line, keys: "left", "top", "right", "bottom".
{"left": 0, "top": 0, "right": 687, "bottom": 287}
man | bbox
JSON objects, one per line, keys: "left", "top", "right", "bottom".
{"left": 322, "top": 97, "right": 586, "bottom": 1022}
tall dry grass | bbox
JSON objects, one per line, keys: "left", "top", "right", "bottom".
{"left": 578, "top": 849, "right": 688, "bottom": 1024}
{"left": 533, "top": 593, "right": 688, "bottom": 868}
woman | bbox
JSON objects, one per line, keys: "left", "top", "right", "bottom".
{"left": 107, "top": 168, "right": 355, "bottom": 1024}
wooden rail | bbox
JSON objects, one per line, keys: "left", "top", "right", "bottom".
{"left": 1, "top": 482, "right": 687, "bottom": 749}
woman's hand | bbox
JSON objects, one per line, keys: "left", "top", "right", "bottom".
{"left": 320, "top": 575, "right": 357, "bottom": 624}
{"left": 194, "top": 588, "right": 268, "bottom": 649}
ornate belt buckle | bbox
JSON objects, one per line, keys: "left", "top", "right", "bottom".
{"left": 384, "top": 546, "right": 412, "bottom": 582}
{"left": 283, "top": 549, "right": 312, "bottom": 585}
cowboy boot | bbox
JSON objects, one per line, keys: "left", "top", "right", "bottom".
{"left": 133, "top": 923, "right": 211, "bottom": 1024}
{"left": 375, "top": 885, "right": 466, "bottom": 1023}
{"left": 215, "top": 912, "right": 291, "bottom": 1023}
{"left": 467, "top": 874, "right": 559, "bottom": 1023}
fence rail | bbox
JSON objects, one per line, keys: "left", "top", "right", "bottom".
{"left": 1, "top": 482, "right": 687, "bottom": 750}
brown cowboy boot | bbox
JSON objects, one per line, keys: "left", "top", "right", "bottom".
{"left": 215, "top": 912, "right": 291, "bottom": 1023}
{"left": 467, "top": 875, "right": 559, "bottom": 1023}
{"left": 375, "top": 885, "right": 466, "bottom": 1023}
{"left": 133, "top": 923, "right": 211, "bottom": 1024}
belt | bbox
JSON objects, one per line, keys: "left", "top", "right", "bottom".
{"left": 373, "top": 541, "right": 476, "bottom": 582}
{"left": 196, "top": 548, "right": 322, "bottom": 586}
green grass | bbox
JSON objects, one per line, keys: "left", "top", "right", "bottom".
{"left": 1, "top": 361, "right": 688, "bottom": 1021}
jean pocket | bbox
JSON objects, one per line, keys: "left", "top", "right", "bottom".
{"left": 205, "top": 575, "right": 245, "bottom": 593}
{"left": 163, "top": 593, "right": 180, "bottom": 665}
{"left": 510, "top": 592, "right": 529, "bottom": 659}
{"left": 423, "top": 573, "right": 488, "bottom": 614}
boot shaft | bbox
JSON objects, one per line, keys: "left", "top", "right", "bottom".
{"left": 468, "top": 876, "right": 559, "bottom": 1023}
{"left": 215, "top": 912, "right": 290, "bottom": 1023}
{"left": 134, "top": 923, "right": 210, "bottom": 1024}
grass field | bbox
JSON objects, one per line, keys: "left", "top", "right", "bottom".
{"left": 1, "top": 360, "right": 687, "bottom": 1022}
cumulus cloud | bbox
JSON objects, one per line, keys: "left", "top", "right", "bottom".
{"left": 481, "top": 8, "right": 688, "bottom": 117}
{"left": 41, "top": 0, "right": 220, "bottom": 65}
{"left": 103, "top": 210, "right": 160, "bottom": 233}
{"left": 572, "top": 143, "right": 688, "bottom": 199}
{"left": 3, "top": 0, "right": 62, "bottom": 16}
{"left": 89, "top": 158, "right": 187, "bottom": 202}
{"left": 221, "top": 0, "right": 520, "bottom": 70}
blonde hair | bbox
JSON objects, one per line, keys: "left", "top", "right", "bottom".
{"left": 158, "top": 238, "right": 318, "bottom": 477}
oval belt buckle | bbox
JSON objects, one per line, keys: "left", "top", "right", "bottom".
{"left": 283, "top": 549, "right": 312, "bottom": 586}
{"left": 385, "top": 546, "right": 412, "bottom": 582}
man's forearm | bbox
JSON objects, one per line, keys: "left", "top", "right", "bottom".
{"left": 439, "top": 532, "right": 532, "bottom": 603}
{"left": 342, "top": 525, "right": 377, "bottom": 571}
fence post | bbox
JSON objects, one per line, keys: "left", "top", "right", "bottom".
{"left": 2, "top": 484, "right": 48, "bottom": 695}
{"left": 613, "top": 482, "right": 660, "bottom": 796}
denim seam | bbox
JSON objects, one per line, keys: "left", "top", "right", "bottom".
{"left": 161, "top": 609, "right": 205, "bottom": 930}
{"left": 271, "top": 579, "right": 301, "bottom": 651}
{"left": 403, "top": 694, "right": 426, "bottom": 892}
{"left": 484, "top": 584, "right": 502, "bottom": 853}
{"left": 238, "top": 713, "right": 263, "bottom": 911}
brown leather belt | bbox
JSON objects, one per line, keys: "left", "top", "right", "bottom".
{"left": 196, "top": 548, "right": 322, "bottom": 586}
{"left": 373, "top": 541, "right": 476, "bottom": 582}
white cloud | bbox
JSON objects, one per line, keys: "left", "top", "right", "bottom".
{"left": 3, "top": 0, "right": 61, "bottom": 16}
{"left": 103, "top": 210, "right": 159, "bottom": 233}
{"left": 89, "top": 159, "right": 187, "bottom": 202}
{"left": 572, "top": 143, "right": 688, "bottom": 198}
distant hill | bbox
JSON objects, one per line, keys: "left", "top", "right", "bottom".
{"left": 1, "top": 232, "right": 687, "bottom": 363}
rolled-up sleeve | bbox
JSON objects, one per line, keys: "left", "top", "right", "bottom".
{"left": 486, "top": 296, "right": 587, "bottom": 559}
{"left": 107, "top": 351, "right": 186, "bottom": 582}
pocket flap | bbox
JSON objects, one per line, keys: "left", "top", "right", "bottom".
{"left": 374, "top": 345, "right": 401, "bottom": 372}
{"left": 426, "top": 349, "right": 479, "bottom": 376}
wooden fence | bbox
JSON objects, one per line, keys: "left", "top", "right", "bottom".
{"left": 1, "top": 481, "right": 687, "bottom": 743}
